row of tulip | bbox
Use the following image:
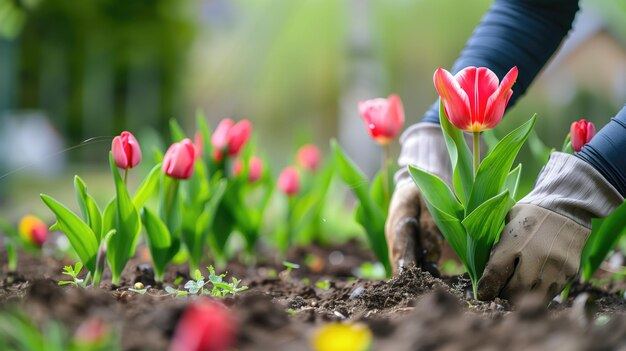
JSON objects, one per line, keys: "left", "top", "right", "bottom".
{"left": 34, "top": 101, "right": 376, "bottom": 285}
{"left": 4, "top": 65, "right": 614, "bottom": 291}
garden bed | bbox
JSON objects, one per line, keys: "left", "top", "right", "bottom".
{"left": 3, "top": 241, "right": 626, "bottom": 351}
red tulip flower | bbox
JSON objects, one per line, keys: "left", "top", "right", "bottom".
{"left": 570, "top": 119, "right": 596, "bottom": 152}
{"left": 211, "top": 119, "right": 253, "bottom": 160}
{"left": 19, "top": 215, "right": 48, "bottom": 247}
{"left": 233, "top": 156, "right": 263, "bottom": 182}
{"left": 278, "top": 166, "right": 300, "bottom": 196}
{"left": 433, "top": 66, "right": 518, "bottom": 132}
{"left": 296, "top": 144, "right": 322, "bottom": 172}
{"left": 169, "top": 299, "right": 236, "bottom": 351}
{"left": 111, "top": 131, "right": 142, "bottom": 169}
{"left": 358, "top": 94, "right": 405, "bottom": 145}
{"left": 163, "top": 139, "right": 196, "bottom": 179}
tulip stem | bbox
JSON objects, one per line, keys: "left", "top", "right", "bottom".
{"left": 123, "top": 169, "right": 128, "bottom": 185}
{"left": 473, "top": 132, "right": 480, "bottom": 178}
{"left": 382, "top": 143, "right": 390, "bottom": 204}
{"left": 7, "top": 241, "right": 17, "bottom": 273}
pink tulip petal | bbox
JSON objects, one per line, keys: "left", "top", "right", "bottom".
{"left": 586, "top": 122, "right": 596, "bottom": 143}
{"left": 249, "top": 156, "right": 263, "bottom": 182}
{"left": 433, "top": 68, "right": 471, "bottom": 130}
{"left": 211, "top": 119, "right": 234, "bottom": 149}
{"left": 455, "top": 67, "right": 499, "bottom": 126}
{"left": 112, "top": 136, "right": 129, "bottom": 169}
{"left": 484, "top": 66, "right": 518, "bottom": 129}
{"left": 227, "top": 120, "right": 252, "bottom": 156}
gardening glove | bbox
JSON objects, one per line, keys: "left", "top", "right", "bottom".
{"left": 477, "top": 152, "right": 624, "bottom": 302}
{"left": 386, "top": 122, "right": 452, "bottom": 275}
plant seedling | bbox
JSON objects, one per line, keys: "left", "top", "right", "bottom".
{"left": 315, "top": 280, "right": 331, "bottom": 290}
{"left": 165, "top": 266, "right": 248, "bottom": 298}
{"left": 58, "top": 263, "right": 88, "bottom": 288}
{"left": 280, "top": 261, "right": 300, "bottom": 281}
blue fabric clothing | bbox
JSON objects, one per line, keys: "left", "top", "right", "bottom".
{"left": 419, "top": 0, "right": 626, "bottom": 196}
{"left": 422, "top": 0, "right": 580, "bottom": 124}
{"left": 577, "top": 107, "right": 626, "bottom": 196}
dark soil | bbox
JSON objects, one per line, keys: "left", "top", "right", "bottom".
{"left": 3, "top": 241, "right": 626, "bottom": 351}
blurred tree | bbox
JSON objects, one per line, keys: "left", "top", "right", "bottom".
{"left": 5, "top": 0, "right": 196, "bottom": 160}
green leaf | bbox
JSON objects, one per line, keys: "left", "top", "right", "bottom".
{"left": 481, "top": 129, "right": 500, "bottom": 153}
{"left": 74, "top": 176, "right": 103, "bottom": 243}
{"left": 528, "top": 130, "right": 553, "bottom": 165}
{"left": 504, "top": 164, "right": 522, "bottom": 201}
{"left": 418, "top": 197, "right": 469, "bottom": 269}
{"left": 40, "top": 194, "right": 98, "bottom": 273}
{"left": 370, "top": 160, "right": 395, "bottom": 214}
{"left": 331, "top": 140, "right": 372, "bottom": 213}
{"left": 462, "top": 190, "right": 512, "bottom": 281}
{"left": 439, "top": 100, "right": 473, "bottom": 207}
{"left": 142, "top": 207, "right": 180, "bottom": 281}
{"left": 133, "top": 164, "right": 162, "bottom": 209}
{"left": 354, "top": 203, "right": 390, "bottom": 275}
{"left": 184, "top": 179, "right": 227, "bottom": 268}
{"left": 169, "top": 118, "right": 187, "bottom": 142}
{"left": 581, "top": 200, "right": 626, "bottom": 281}
{"left": 408, "top": 165, "right": 463, "bottom": 218}
{"left": 467, "top": 115, "right": 536, "bottom": 213}
{"left": 106, "top": 153, "right": 142, "bottom": 284}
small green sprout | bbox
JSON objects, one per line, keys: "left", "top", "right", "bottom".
{"left": 286, "top": 308, "right": 298, "bottom": 316}
{"left": 280, "top": 261, "right": 300, "bottom": 281}
{"left": 315, "top": 280, "right": 331, "bottom": 290}
{"left": 58, "top": 263, "right": 88, "bottom": 288}
{"left": 165, "top": 266, "right": 248, "bottom": 298}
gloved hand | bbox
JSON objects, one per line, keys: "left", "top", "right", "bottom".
{"left": 386, "top": 122, "right": 461, "bottom": 275}
{"left": 477, "top": 152, "right": 623, "bottom": 302}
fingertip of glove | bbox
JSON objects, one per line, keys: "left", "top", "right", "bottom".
{"left": 476, "top": 273, "right": 500, "bottom": 301}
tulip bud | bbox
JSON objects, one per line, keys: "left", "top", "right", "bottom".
{"left": 570, "top": 119, "right": 596, "bottom": 152}
{"left": 163, "top": 139, "right": 196, "bottom": 180}
{"left": 278, "top": 166, "right": 300, "bottom": 196}
{"left": 227, "top": 120, "right": 252, "bottom": 156}
{"left": 18, "top": 215, "right": 48, "bottom": 247}
{"left": 433, "top": 66, "right": 518, "bottom": 132}
{"left": 296, "top": 144, "right": 322, "bottom": 172}
{"left": 211, "top": 119, "right": 253, "bottom": 159}
{"left": 74, "top": 318, "right": 109, "bottom": 346}
{"left": 233, "top": 156, "right": 263, "bottom": 183}
{"left": 169, "top": 299, "right": 236, "bottom": 351}
{"left": 111, "top": 131, "right": 142, "bottom": 170}
{"left": 194, "top": 132, "right": 204, "bottom": 160}
{"left": 358, "top": 94, "right": 405, "bottom": 145}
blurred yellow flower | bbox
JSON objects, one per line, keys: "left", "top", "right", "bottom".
{"left": 311, "top": 323, "right": 372, "bottom": 351}
{"left": 18, "top": 215, "right": 48, "bottom": 247}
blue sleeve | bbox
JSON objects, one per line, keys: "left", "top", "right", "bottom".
{"left": 422, "top": 0, "right": 580, "bottom": 124}
{"left": 576, "top": 106, "right": 626, "bottom": 197}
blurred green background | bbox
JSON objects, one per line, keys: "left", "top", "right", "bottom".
{"left": 1, "top": 0, "right": 626, "bottom": 229}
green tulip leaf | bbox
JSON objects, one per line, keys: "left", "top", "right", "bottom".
{"left": 133, "top": 164, "right": 162, "bottom": 209}
{"left": 504, "top": 164, "right": 522, "bottom": 201}
{"left": 408, "top": 165, "right": 463, "bottom": 219}
{"left": 40, "top": 194, "right": 98, "bottom": 274}
{"left": 354, "top": 203, "right": 391, "bottom": 276}
{"left": 439, "top": 100, "right": 473, "bottom": 208}
{"left": 106, "top": 152, "right": 142, "bottom": 284}
{"left": 142, "top": 207, "right": 180, "bottom": 281}
{"left": 169, "top": 118, "right": 187, "bottom": 142}
{"left": 581, "top": 200, "right": 626, "bottom": 281}
{"left": 462, "top": 190, "right": 512, "bottom": 280}
{"left": 74, "top": 176, "right": 103, "bottom": 243}
{"left": 467, "top": 114, "right": 536, "bottom": 213}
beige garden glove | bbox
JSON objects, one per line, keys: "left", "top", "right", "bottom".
{"left": 477, "top": 152, "right": 623, "bottom": 302}
{"left": 386, "top": 123, "right": 450, "bottom": 275}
